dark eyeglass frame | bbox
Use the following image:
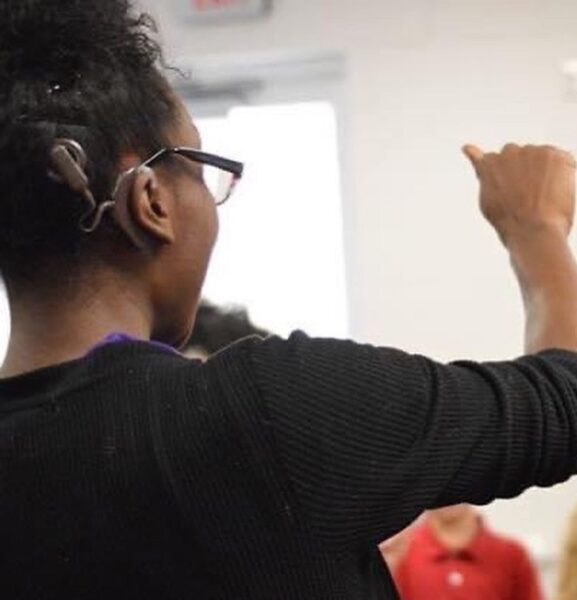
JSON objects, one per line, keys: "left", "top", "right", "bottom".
{"left": 140, "top": 147, "right": 244, "bottom": 206}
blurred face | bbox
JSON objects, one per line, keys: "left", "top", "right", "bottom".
{"left": 151, "top": 97, "right": 219, "bottom": 346}
{"left": 428, "top": 504, "right": 473, "bottom": 526}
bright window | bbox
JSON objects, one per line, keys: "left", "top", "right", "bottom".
{"left": 196, "top": 101, "right": 348, "bottom": 338}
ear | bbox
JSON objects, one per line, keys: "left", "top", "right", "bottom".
{"left": 112, "top": 165, "right": 175, "bottom": 252}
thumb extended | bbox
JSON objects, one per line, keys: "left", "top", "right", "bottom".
{"left": 462, "top": 144, "right": 484, "bottom": 163}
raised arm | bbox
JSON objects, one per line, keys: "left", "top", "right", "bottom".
{"left": 238, "top": 144, "right": 577, "bottom": 552}
{"left": 463, "top": 144, "right": 577, "bottom": 353}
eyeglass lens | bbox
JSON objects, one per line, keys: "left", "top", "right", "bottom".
{"left": 202, "top": 164, "right": 237, "bottom": 205}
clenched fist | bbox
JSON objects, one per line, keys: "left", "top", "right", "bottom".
{"left": 463, "top": 143, "right": 576, "bottom": 245}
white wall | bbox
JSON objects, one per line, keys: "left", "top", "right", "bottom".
{"left": 139, "top": 0, "right": 577, "bottom": 590}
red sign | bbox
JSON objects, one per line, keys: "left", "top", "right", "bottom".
{"left": 192, "top": 0, "right": 240, "bottom": 9}
{"left": 188, "top": 0, "right": 269, "bottom": 21}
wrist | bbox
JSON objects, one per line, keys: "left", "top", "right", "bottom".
{"left": 507, "top": 227, "right": 576, "bottom": 291}
{"left": 502, "top": 220, "right": 570, "bottom": 251}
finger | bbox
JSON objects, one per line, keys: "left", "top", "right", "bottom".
{"left": 462, "top": 144, "right": 484, "bottom": 165}
{"left": 462, "top": 144, "right": 485, "bottom": 177}
{"left": 501, "top": 143, "right": 520, "bottom": 154}
{"left": 565, "top": 152, "right": 577, "bottom": 169}
{"left": 541, "top": 145, "right": 577, "bottom": 168}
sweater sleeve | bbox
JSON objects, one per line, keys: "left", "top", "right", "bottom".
{"left": 248, "top": 332, "right": 577, "bottom": 550}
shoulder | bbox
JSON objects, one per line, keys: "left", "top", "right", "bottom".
{"left": 243, "top": 330, "right": 432, "bottom": 395}
{"left": 399, "top": 523, "right": 436, "bottom": 558}
{"left": 482, "top": 528, "right": 535, "bottom": 564}
{"left": 82, "top": 339, "right": 260, "bottom": 407}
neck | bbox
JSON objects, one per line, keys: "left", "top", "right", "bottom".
{"left": 429, "top": 511, "right": 480, "bottom": 551}
{"left": 1, "top": 272, "right": 152, "bottom": 378}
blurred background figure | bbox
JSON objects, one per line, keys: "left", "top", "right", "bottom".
{"left": 183, "top": 299, "right": 269, "bottom": 359}
{"left": 555, "top": 506, "right": 577, "bottom": 600}
{"left": 379, "top": 523, "right": 418, "bottom": 574}
{"left": 393, "top": 504, "right": 543, "bottom": 600}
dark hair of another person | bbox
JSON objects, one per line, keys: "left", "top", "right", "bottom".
{"left": 0, "top": 0, "right": 178, "bottom": 283}
{"left": 185, "top": 301, "right": 269, "bottom": 355}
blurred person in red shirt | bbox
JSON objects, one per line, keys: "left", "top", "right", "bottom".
{"left": 379, "top": 519, "right": 422, "bottom": 574}
{"left": 391, "top": 504, "right": 543, "bottom": 600}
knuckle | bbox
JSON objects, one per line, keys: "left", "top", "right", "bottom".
{"left": 542, "top": 145, "right": 559, "bottom": 156}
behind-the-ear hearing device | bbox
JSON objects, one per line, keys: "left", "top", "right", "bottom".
{"left": 48, "top": 144, "right": 90, "bottom": 193}
{"left": 48, "top": 139, "right": 113, "bottom": 233}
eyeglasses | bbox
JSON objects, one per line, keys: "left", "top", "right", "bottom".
{"left": 47, "top": 139, "right": 245, "bottom": 236}
{"left": 140, "top": 147, "right": 244, "bottom": 206}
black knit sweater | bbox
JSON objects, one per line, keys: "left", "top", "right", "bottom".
{"left": 1, "top": 332, "right": 577, "bottom": 599}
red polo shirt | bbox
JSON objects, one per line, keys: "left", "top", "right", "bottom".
{"left": 392, "top": 521, "right": 543, "bottom": 600}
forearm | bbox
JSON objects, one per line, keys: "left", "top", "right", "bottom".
{"left": 509, "top": 229, "right": 577, "bottom": 353}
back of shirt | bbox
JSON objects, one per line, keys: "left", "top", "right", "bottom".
{"left": 2, "top": 332, "right": 577, "bottom": 599}
{"left": 0, "top": 340, "right": 398, "bottom": 599}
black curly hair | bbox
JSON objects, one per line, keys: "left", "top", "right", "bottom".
{"left": 0, "top": 0, "right": 178, "bottom": 281}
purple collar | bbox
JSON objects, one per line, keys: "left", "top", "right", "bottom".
{"left": 87, "top": 332, "right": 179, "bottom": 357}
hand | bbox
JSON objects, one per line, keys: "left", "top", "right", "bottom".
{"left": 463, "top": 143, "right": 576, "bottom": 245}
